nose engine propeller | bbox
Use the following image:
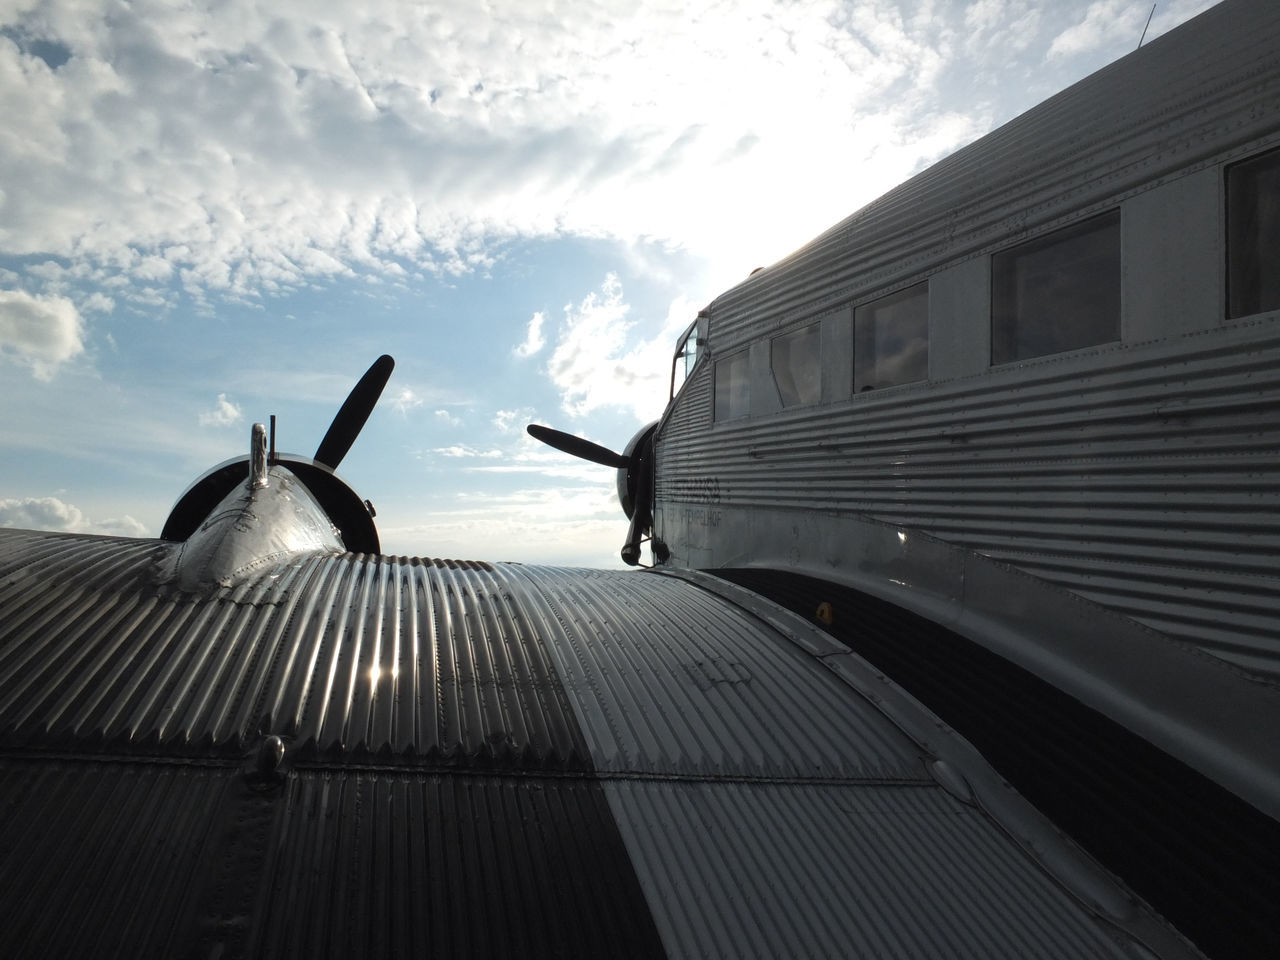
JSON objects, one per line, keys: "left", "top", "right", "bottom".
{"left": 526, "top": 421, "right": 666, "bottom": 566}
{"left": 314, "top": 354, "right": 396, "bottom": 470}
{"left": 526, "top": 424, "right": 630, "bottom": 469}
{"left": 161, "top": 355, "right": 395, "bottom": 553}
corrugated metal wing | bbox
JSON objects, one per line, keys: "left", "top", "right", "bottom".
{"left": 0, "top": 529, "right": 1212, "bottom": 958}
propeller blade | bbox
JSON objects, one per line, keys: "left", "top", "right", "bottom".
{"left": 526, "top": 424, "right": 629, "bottom": 468}
{"left": 314, "top": 354, "right": 395, "bottom": 469}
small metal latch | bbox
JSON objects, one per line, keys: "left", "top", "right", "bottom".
{"left": 246, "top": 734, "right": 286, "bottom": 787}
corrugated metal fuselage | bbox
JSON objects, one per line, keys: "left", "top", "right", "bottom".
{"left": 653, "top": 0, "right": 1280, "bottom": 680}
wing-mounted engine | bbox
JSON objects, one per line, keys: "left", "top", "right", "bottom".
{"left": 160, "top": 355, "right": 394, "bottom": 564}
{"left": 526, "top": 420, "right": 667, "bottom": 566}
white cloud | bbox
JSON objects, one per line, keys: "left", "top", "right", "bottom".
{"left": 433, "top": 407, "right": 461, "bottom": 427}
{"left": 1047, "top": 0, "right": 1137, "bottom": 59}
{"left": 0, "top": 288, "right": 85, "bottom": 379}
{"left": 0, "top": 495, "right": 148, "bottom": 538}
{"left": 1044, "top": 0, "right": 1214, "bottom": 60}
{"left": 80, "top": 291, "right": 115, "bottom": 313}
{"left": 492, "top": 407, "right": 533, "bottom": 433}
{"left": 198, "top": 392, "right": 243, "bottom": 427}
{"left": 0, "top": 0, "right": 1036, "bottom": 305}
{"left": 391, "top": 386, "right": 425, "bottom": 414}
{"left": 433, "top": 444, "right": 503, "bottom": 458}
{"left": 513, "top": 310, "right": 546, "bottom": 358}
{"left": 379, "top": 482, "right": 628, "bottom": 567}
{"left": 545, "top": 274, "right": 696, "bottom": 420}
{"left": 962, "top": 1, "right": 1042, "bottom": 57}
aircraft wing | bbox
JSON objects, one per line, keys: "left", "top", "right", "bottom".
{"left": 0, "top": 526, "right": 1222, "bottom": 958}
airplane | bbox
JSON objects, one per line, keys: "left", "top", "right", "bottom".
{"left": 1, "top": 0, "right": 1278, "bottom": 957}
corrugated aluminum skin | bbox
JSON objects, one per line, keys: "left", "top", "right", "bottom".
{"left": 659, "top": 322, "right": 1280, "bottom": 672}
{"left": 501, "top": 563, "right": 924, "bottom": 778}
{"left": 608, "top": 781, "right": 1139, "bottom": 960}
{"left": 0, "top": 529, "right": 590, "bottom": 766}
{"left": 0, "top": 527, "right": 1201, "bottom": 958}
{"left": 654, "top": 0, "right": 1280, "bottom": 678}
{"left": 709, "top": 567, "right": 1280, "bottom": 960}
{"left": 248, "top": 771, "right": 663, "bottom": 959}
{"left": 0, "top": 759, "right": 232, "bottom": 959}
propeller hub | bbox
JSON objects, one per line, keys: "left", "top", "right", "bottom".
{"left": 615, "top": 422, "right": 658, "bottom": 521}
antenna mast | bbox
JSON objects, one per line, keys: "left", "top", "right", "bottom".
{"left": 1137, "top": 4, "right": 1156, "bottom": 49}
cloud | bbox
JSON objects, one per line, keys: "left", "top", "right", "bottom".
{"left": 0, "top": 288, "right": 85, "bottom": 378}
{"left": 0, "top": 0, "right": 1024, "bottom": 307}
{"left": 198, "top": 392, "right": 243, "bottom": 427}
{"left": 433, "top": 408, "right": 461, "bottom": 427}
{"left": 513, "top": 310, "right": 545, "bottom": 358}
{"left": 391, "top": 386, "right": 425, "bottom": 414}
{"left": 492, "top": 408, "right": 533, "bottom": 433}
{"left": 0, "top": 0, "right": 1218, "bottom": 320}
{"left": 379, "top": 482, "right": 627, "bottom": 567}
{"left": 1047, "top": 0, "right": 1137, "bottom": 59}
{"left": 0, "top": 495, "right": 148, "bottom": 537}
{"left": 433, "top": 444, "right": 502, "bottom": 458}
{"left": 1043, "top": 0, "right": 1215, "bottom": 60}
{"left": 544, "top": 274, "right": 697, "bottom": 420}
{"left": 80, "top": 291, "right": 115, "bottom": 313}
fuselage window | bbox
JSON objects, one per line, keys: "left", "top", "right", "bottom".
{"left": 770, "top": 323, "right": 821, "bottom": 407}
{"left": 1227, "top": 146, "right": 1280, "bottom": 318}
{"left": 714, "top": 350, "right": 749, "bottom": 420}
{"left": 991, "top": 210, "right": 1121, "bottom": 364}
{"left": 854, "top": 282, "right": 928, "bottom": 392}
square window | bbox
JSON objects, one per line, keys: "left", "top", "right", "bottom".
{"left": 854, "top": 282, "right": 929, "bottom": 392}
{"left": 714, "top": 350, "right": 749, "bottom": 420}
{"left": 992, "top": 211, "right": 1121, "bottom": 364}
{"left": 770, "top": 323, "right": 821, "bottom": 407}
{"left": 1227, "top": 147, "right": 1280, "bottom": 318}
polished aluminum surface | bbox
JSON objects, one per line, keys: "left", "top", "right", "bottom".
{"left": 0, "top": 527, "right": 1204, "bottom": 958}
{"left": 502, "top": 563, "right": 924, "bottom": 778}
{"left": 164, "top": 463, "right": 343, "bottom": 593}
{"left": 607, "top": 781, "right": 1142, "bottom": 960}
{"left": 0, "top": 529, "right": 586, "bottom": 764}
{"left": 250, "top": 422, "right": 268, "bottom": 487}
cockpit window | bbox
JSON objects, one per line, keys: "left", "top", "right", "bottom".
{"left": 671, "top": 320, "right": 701, "bottom": 399}
{"left": 670, "top": 325, "right": 701, "bottom": 396}
{"left": 771, "top": 323, "right": 821, "bottom": 407}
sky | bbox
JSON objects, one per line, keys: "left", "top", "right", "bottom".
{"left": 0, "top": 0, "right": 1220, "bottom": 566}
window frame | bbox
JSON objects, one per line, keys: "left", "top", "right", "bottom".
{"left": 853, "top": 281, "right": 930, "bottom": 393}
{"left": 669, "top": 319, "right": 702, "bottom": 401}
{"left": 991, "top": 209, "right": 1122, "bottom": 365}
{"left": 1226, "top": 145, "right": 1280, "bottom": 319}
